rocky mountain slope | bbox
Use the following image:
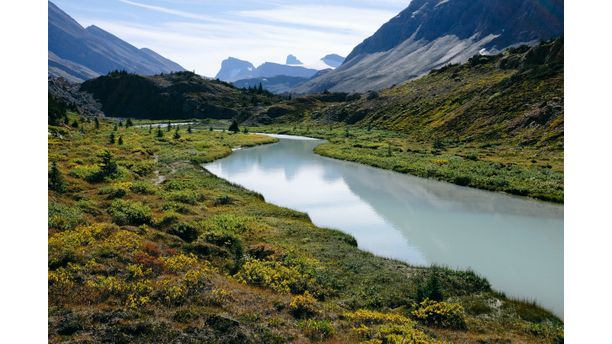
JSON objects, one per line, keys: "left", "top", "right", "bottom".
{"left": 295, "top": 0, "right": 563, "bottom": 93}
{"left": 48, "top": 1, "right": 185, "bottom": 82}
{"left": 80, "top": 71, "right": 282, "bottom": 119}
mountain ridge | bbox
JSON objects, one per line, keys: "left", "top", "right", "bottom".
{"left": 48, "top": 1, "right": 185, "bottom": 82}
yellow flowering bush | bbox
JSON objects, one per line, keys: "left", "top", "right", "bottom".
{"left": 209, "top": 288, "right": 231, "bottom": 306}
{"left": 48, "top": 267, "right": 75, "bottom": 288}
{"left": 235, "top": 259, "right": 314, "bottom": 294}
{"left": 161, "top": 253, "right": 200, "bottom": 273}
{"left": 289, "top": 291, "right": 318, "bottom": 318}
{"left": 411, "top": 299, "right": 466, "bottom": 329}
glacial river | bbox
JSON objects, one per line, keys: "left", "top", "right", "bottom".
{"left": 204, "top": 135, "right": 564, "bottom": 317}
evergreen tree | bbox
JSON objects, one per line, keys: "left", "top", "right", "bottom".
{"left": 48, "top": 161, "right": 66, "bottom": 193}
{"left": 187, "top": 125, "right": 192, "bottom": 134}
{"left": 156, "top": 126, "right": 164, "bottom": 138}
{"left": 94, "top": 117, "right": 100, "bottom": 129}
{"left": 173, "top": 127, "right": 181, "bottom": 140}
{"left": 118, "top": 136, "right": 124, "bottom": 145}
{"left": 229, "top": 120, "right": 239, "bottom": 133}
{"left": 148, "top": 125, "right": 152, "bottom": 134}
{"left": 167, "top": 122, "right": 172, "bottom": 131}
{"left": 387, "top": 143, "right": 392, "bottom": 157}
{"left": 113, "top": 123, "right": 118, "bottom": 131}
{"left": 126, "top": 118, "right": 134, "bottom": 127}
{"left": 109, "top": 132, "right": 116, "bottom": 144}
{"left": 99, "top": 150, "right": 118, "bottom": 177}
{"left": 209, "top": 127, "right": 213, "bottom": 131}
{"left": 257, "top": 82, "right": 263, "bottom": 94}
{"left": 119, "top": 121, "right": 124, "bottom": 127}
{"left": 71, "top": 119, "right": 79, "bottom": 128}
{"left": 242, "top": 127, "right": 249, "bottom": 134}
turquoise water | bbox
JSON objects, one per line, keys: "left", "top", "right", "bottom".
{"left": 204, "top": 135, "right": 564, "bottom": 317}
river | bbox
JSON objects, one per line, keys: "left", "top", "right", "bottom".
{"left": 204, "top": 134, "right": 564, "bottom": 317}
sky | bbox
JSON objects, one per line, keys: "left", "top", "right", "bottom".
{"left": 52, "top": 0, "right": 410, "bottom": 77}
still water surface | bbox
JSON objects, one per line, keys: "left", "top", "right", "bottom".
{"left": 205, "top": 135, "right": 563, "bottom": 317}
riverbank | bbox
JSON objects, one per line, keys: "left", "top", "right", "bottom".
{"left": 253, "top": 125, "right": 563, "bottom": 203}
{"left": 49, "top": 117, "right": 562, "bottom": 343}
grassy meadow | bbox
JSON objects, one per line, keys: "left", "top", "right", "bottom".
{"left": 48, "top": 115, "right": 562, "bottom": 343}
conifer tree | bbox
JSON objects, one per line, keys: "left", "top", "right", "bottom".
{"left": 99, "top": 150, "right": 118, "bottom": 177}
{"left": 94, "top": 117, "right": 100, "bottom": 129}
{"left": 109, "top": 132, "right": 116, "bottom": 144}
{"left": 173, "top": 127, "right": 181, "bottom": 140}
{"left": 48, "top": 161, "right": 66, "bottom": 193}
{"left": 229, "top": 120, "right": 239, "bottom": 133}
{"left": 126, "top": 118, "right": 134, "bottom": 127}
{"left": 118, "top": 136, "right": 124, "bottom": 145}
{"left": 113, "top": 123, "right": 118, "bottom": 131}
{"left": 148, "top": 125, "right": 152, "bottom": 134}
{"left": 167, "top": 122, "right": 172, "bottom": 131}
{"left": 258, "top": 82, "right": 263, "bottom": 94}
{"left": 156, "top": 126, "right": 164, "bottom": 138}
{"left": 187, "top": 125, "right": 192, "bottom": 133}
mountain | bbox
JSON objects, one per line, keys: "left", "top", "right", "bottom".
{"left": 264, "top": 38, "right": 563, "bottom": 151}
{"left": 295, "top": 0, "right": 563, "bottom": 93}
{"left": 286, "top": 54, "right": 303, "bottom": 65}
{"left": 321, "top": 54, "right": 345, "bottom": 68}
{"left": 216, "top": 58, "right": 318, "bottom": 82}
{"left": 233, "top": 75, "right": 310, "bottom": 94}
{"left": 80, "top": 71, "right": 281, "bottom": 119}
{"left": 48, "top": 1, "right": 185, "bottom": 82}
{"left": 214, "top": 57, "right": 256, "bottom": 82}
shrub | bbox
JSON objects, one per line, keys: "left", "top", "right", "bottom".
{"left": 48, "top": 202, "right": 86, "bottom": 230}
{"left": 453, "top": 175, "right": 471, "bottom": 186}
{"left": 415, "top": 271, "right": 443, "bottom": 302}
{"left": 169, "top": 222, "right": 199, "bottom": 243}
{"left": 130, "top": 181, "right": 157, "bottom": 194}
{"left": 99, "top": 184, "right": 129, "bottom": 199}
{"left": 235, "top": 259, "right": 315, "bottom": 294}
{"left": 411, "top": 299, "right": 466, "bottom": 329}
{"left": 298, "top": 319, "right": 334, "bottom": 341}
{"left": 108, "top": 199, "right": 152, "bottom": 225}
{"left": 213, "top": 195, "right": 233, "bottom": 206}
{"left": 166, "top": 190, "right": 205, "bottom": 205}
{"left": 289, "top": 291, "right": 318, "bottom": 318}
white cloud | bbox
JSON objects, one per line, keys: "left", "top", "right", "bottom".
{"left": 75, "top": 1, "right": 405, "bottom": 77}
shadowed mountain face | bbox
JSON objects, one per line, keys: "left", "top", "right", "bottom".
{"left": 295, "top": 0, "right": 563, "bottom": 93}
{"left": 48, "top": 1, "right": 184, "bottom": 82}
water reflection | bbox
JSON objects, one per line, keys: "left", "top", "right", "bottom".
{"left": 204, "top": 136, "right": 563, "bottom": 317}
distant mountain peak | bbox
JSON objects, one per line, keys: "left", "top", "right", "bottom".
{"left": 321, "top": 54, "right": 345, "bottom": 68}
{"left": 286, "top": 54, "right": 303, "bottom": 65}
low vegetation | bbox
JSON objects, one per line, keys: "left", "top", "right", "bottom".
{"left": 48, "top": 114, "right": 562, "bottom": 342}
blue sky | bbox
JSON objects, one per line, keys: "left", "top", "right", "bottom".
{"left": 52, "top": 0, "right": 410, "bottom": 76}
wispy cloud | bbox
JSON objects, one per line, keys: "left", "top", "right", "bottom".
{"left": 59, "top": 0, "right": 409, "bottom": 76}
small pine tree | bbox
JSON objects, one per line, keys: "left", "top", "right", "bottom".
{"left": 119, "top": 121, "right": 124, "bottom": 127}
{"left": 173, "top": 127, "right": 181, "bottom": 140}
{"left": 94, "top": 117, "right": 100, "bottom": 129}
{"left": 344, "top": 128, "right": 350, "bottom": 138}
{"left": 209, "top": 127, "right": 213, "bottom": 131}
{"left": 71, "top": 119, "right": 79, "bottom": 128}
{"left": 242, "top": 127, "right": 249, "bottom": 134}
{"left": 257, "top": 82, "right": 263, "bottom": 94}
{"left": 118, "top": 136, "right": 124, "bottom": 145}
{"left": 156, "top": 126, "right": 164, "bottom": 138}
{"left": 187, "top": 125, "right": 192, "bottom": 134}
{"left": 167, "top": 122, "right": 172, "bottom": 132}
{"left": 99, "top": 150, "right": 118, "bottom": 177}
{"left": 148, "top": 125, "right": 152, "bottom": 134}
{"left": 229, "top": 120, "right": 239, "bottom": 133}
{"left": 48, "top": 161, "right": 66, "bottom": 193}
{"left": 126, "top": 118, "right": 134, "bottom": 127}
{"left": 113, "top": 123, "right": 118, "bottom": 131}
{"left": 109, "top": 132, "right": 116, "bottom": 144}
{"left": 387, "top": 143, "right": 392, "bottom": 157}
